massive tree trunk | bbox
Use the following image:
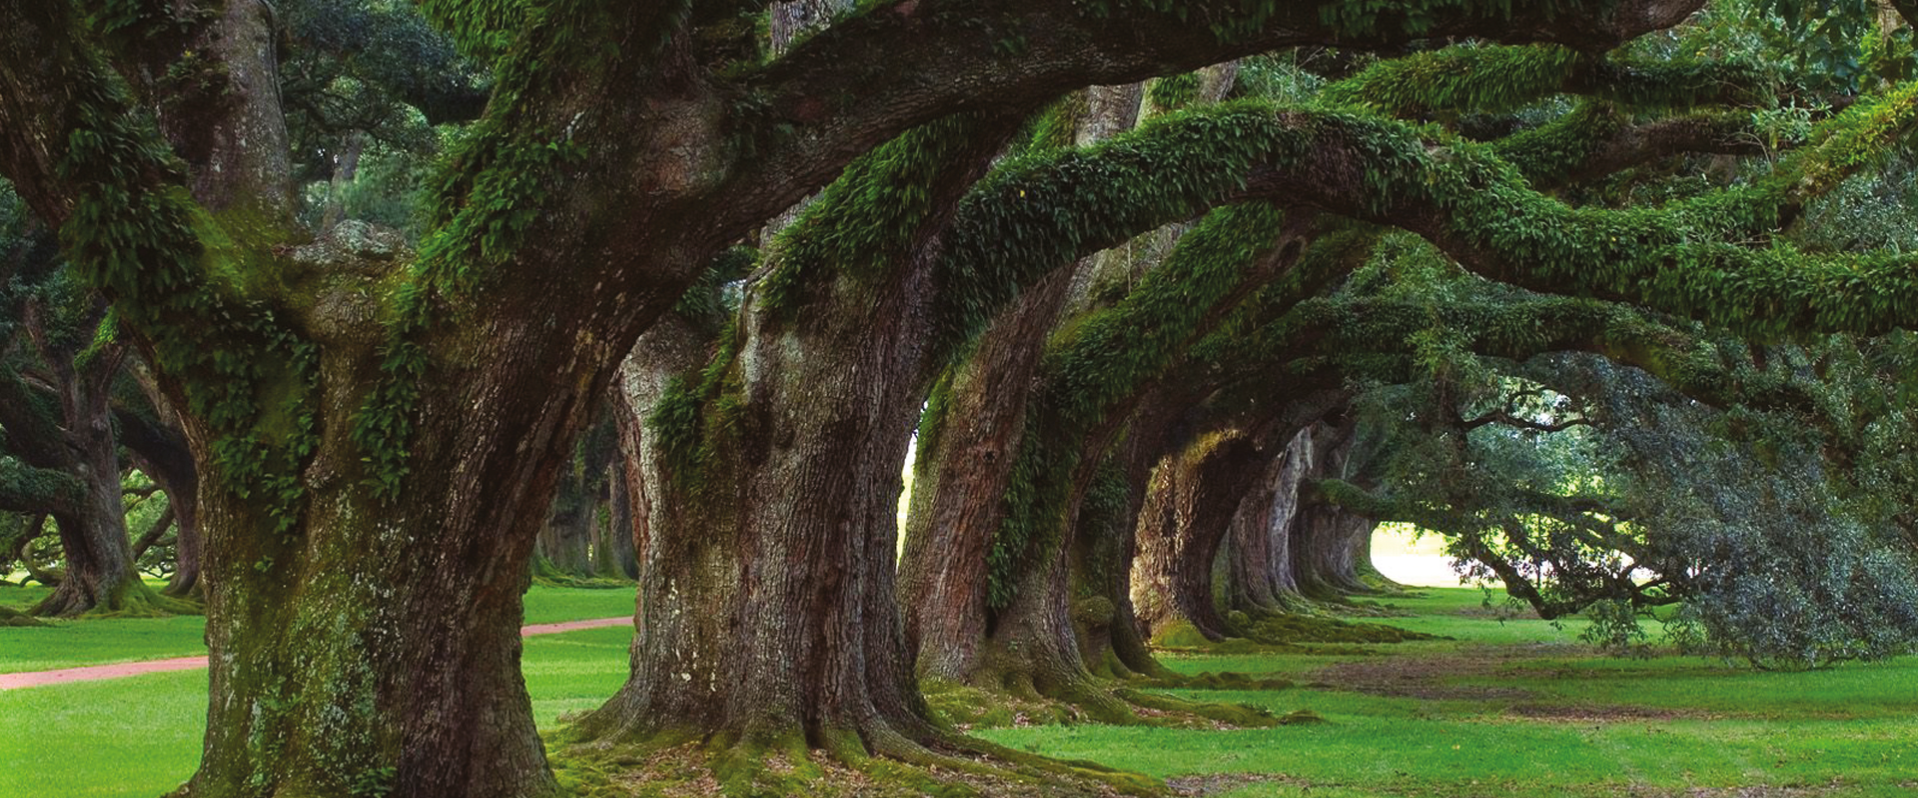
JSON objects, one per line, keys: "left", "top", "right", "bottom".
{"left": 117, "top": 377, "right": 204, "bottom": 599}
{"left": 1069, "top": 388, "right": 1190, "bottom": 681}
{"left": 0, "top": 287, "right": 151, "bottom": 616}
{"left": 1221, "top": 430, "right": 1312, "bottom": 615}
{"left": 173, "top": 218, "right": 649, "bottom": 797}
{"left": 536, "top": 467, "right": 597, "bottom": 578}
{"left": 161, "top": 485, "right": 202, "bottom": 597}
{"left": 0, "top": 5, "right": 735, "bottom": 790}
{"left": 576, "top": 115, "right": 1019, "bottom": 766}
{"left": 900, "top": 269, "right": 1077, "bottom": 684}
{"left": 582, "top": 273, "right": 941, "bottom": 760}
{"left": 1130, "top": 431, "right": 1271, "bottom": 644}
{"left": 896, "top": 81, "right": 1157, "bottom": 689}
{"left": 32, "top": 350, "right": 140, "bottom": 617}
{"left": 1290, "top": 421, "right": 1376, "bottom": 599}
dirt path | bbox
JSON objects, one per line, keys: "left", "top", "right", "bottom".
{"left": 0, "top": 616, "right": 632, "bottom": 691}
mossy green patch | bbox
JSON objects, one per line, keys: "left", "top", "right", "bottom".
{"left": 1231, "top": 611, "right": 1442, "bottom": 645}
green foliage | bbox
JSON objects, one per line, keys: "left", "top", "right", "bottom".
{"left": 79, "top": 0, "right": 196, "bottom": 46}
{"left": 986, "top": 204, "right": 1288, "bottom": 607}
{"left": 1324, "top": 44, "right": 1584, "bottom": 116}
{"left": 351, "top": 2, "right": 613, "bottom": 501}
{"left": 935, "top": 102, "right": 1313, "bottom": 358}
{"left": 760, "top": 115, "right": 994, "bottom": 317}
{"left": 1145, "top": 73, "right": 1201, "bottom": 112}
{"left": 414, "top": 0, "right": 529, "bottom": 61}
{"left": 644, "top": 316, "right": 744, "bottom": 494}
{"left": 1019, "top": 93, "right": 1089, "bottom": 154}
{"left": 1327, "top": 42, "right": 1768, "bottom": 118}
{"left": 48, "top": 25, "right": 317, "bottom": 538}
{"left": 672, "top": 246, "right": 755, "bottom": 325}
{"left": 0, "top": 458, "right": 86, "bottom": 514}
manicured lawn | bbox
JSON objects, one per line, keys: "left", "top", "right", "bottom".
{"left": 0, "top": 583, "right": 635, "bottom": 673}
{"left": 974, "top": 589, "right": 1918, "bottom": 798}
{"left": 5, "top": 586, "right": 1913, "bottom": 797}
{"left": 0, "top": 586, "right": 639, "bottom": 798}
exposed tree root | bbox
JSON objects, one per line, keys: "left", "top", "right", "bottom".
{"left": 547, "top": 727, "right": 1164, "bottom": 798}
{"left": 0, "top": 605, "right": 46, "bottom": 627}
{"left": 34, "top": 577, "right": 202, "bottom": 619}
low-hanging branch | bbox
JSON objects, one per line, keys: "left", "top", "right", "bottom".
{"left": 1491, "top": 102, "right": 1775, "bottom": 189}
{"left": 1312, "top": 477, "right": 1672, "bottom": 619}
{"left": 130, "top": 505, "right": 177, "bottom": 560}
{"left": 725, "top": 0, "right": 1711, "bottom": 230}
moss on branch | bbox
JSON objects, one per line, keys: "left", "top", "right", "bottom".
{"left": 23, "top": 6, "right": 319, "bottom": 541}
{"left": 0, "top": 459, "right": 85, "bottom": 515}
{"left": 985, "top": 203, "right": 1291, "bottom": 607}
{"left": 1324, "top": 43, "right": 1768, "bottom": 118}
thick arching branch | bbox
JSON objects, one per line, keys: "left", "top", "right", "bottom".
{"left": 925, "top": 90, "right": 1918, "bottom": 357}
{"left": 1493, "top": 103, "right": 1772, "bottom": 189}
{"left": 1325, "top": 44, "right": 1771, "bottom": 117}
{"left": 0, "top": 457, "right": 83, "bottom": 516}
{"left": 717, "top": 0, "right": 1708, "bottom": 232}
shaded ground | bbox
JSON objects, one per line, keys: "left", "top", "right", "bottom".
{"left": 1304, "top": 645, "right": 1548, "bottom": 701}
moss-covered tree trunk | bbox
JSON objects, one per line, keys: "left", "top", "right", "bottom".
{"left": 582, "top": 280, "right": 944, "bottom": 762}
{"left": 899, "top": 269, "right": 1077, "bottom": 684}
{"left": 577, "top": 115, "right": 1018, "bottom": 767}
{"left": 1130, "top": 431, "right": 1271, "bottom": 644}
{"left": 1221, "top": 430, "right": 1311, "bottom": 615}
{"left": 1068, "top": 390, "right": 1190, "bottom": 680}
{"left": 1290, "top": 421, "right": 1375, "bottom": 599}
{"left": 176, "top": 251, "right": 633, "bottom": 796}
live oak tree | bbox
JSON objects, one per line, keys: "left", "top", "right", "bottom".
{"left": 7, "top": 1, "right": 1918, "bottom": 797}
{"left": 0, "top": 204, "right": 202, "bottom": 615}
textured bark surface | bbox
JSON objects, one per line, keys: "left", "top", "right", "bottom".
{"left": 1131, "top": 432, "right": 1270, "bottom": 643}
{"left": 580, "top": 115, "right": 1018, "bottom": 761}
{"left": 900, "top": 269, "right": 1076, "bottom": 683}
{"left": 585, "top": 273, "right": 942, "bottom": 757}
{"left": 1222, "top": 430, "right": 1312, "bottom": 614}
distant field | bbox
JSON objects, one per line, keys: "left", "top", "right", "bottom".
{"left": 1371, "top": 523, "right": 1480, "bottom": 589}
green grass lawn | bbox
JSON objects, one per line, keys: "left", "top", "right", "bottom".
{"left": 0, "top": 585, "right": 638, "bottom": 797}
{"left": 3, "top": 586, "right": 1912, "bottom": 797}
{"left": 0, "top": 582, "right": 634, "bottom": 673}
{"left": 976, "top": 590, "right": 1918, "bottom": 797}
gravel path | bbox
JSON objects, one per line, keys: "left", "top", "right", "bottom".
{"left": 0, "top": 616, "right": 631, "bottom": 690}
